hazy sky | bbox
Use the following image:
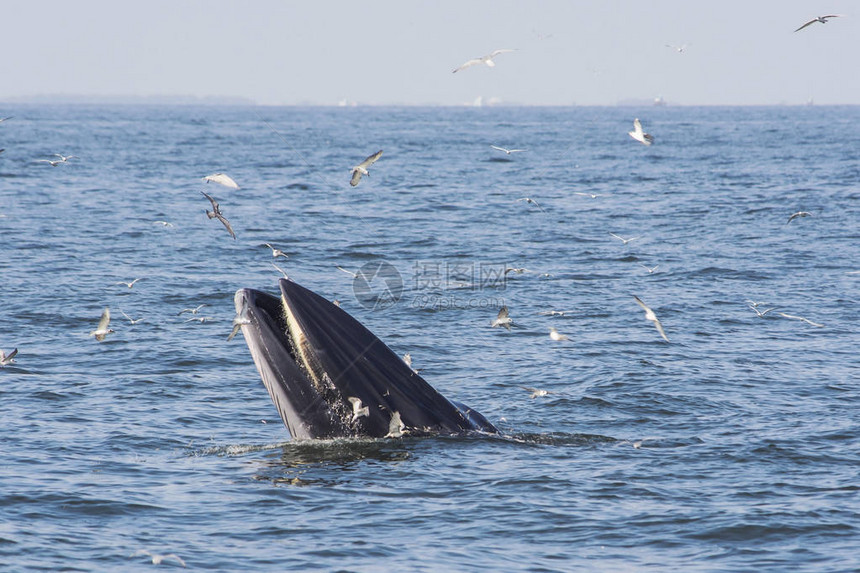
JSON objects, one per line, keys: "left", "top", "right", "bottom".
{"left": 2, "top": 1, "right": 857, "bottom": 106}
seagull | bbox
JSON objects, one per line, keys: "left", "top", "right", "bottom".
{"left": 0, "top": 116, "right": 13, "bottom": 123}
{"left": 130, "top": 550, "right": 187, "bottom": 567}
{"left": 549, "top": 327, "right": 569, "bottom": 341}
{"left": 0, "top": 348, "right": 18, "bottom": 367}
{"left": 795, "top": 15, "right": 840, "bottom": 32}
{"left": 119, "top": 310, "right": 145, "bottom": 324}
{"left": 778, "top": 312, "right": 824, "bottom": 328}
{"left": 54, "top": 153, "right": 77, "bottom": 162}
{"left": 385, "top": 411, "right": 407, "bottom": 438}
{"left": 787, "top": 211, "right": 811, "bottom": 224}
{"left": 665, "top": 43, "right": 688, "bottom": 53}
{"left": 90, "top": 307, "right": 115, "bottom": 342}
{"left": 336, "top": 265, "right": 360, "bottom": 279}
{"left": 574, "top": 192, "right": 602, "bottom": 199}
{"left": 504, "top": 267, "right": 529, "bottom": 275}
{"left": 453, "top": 49, "right": 514, "bottom": 73}
{"left": 153, "top": 220, "right": 174, "bottom": 227}
{"left": 201, "top": 191, "right": 237, "bottom": 239}
{"left": 521, "top": 386, "right": 552, "bottom": 399}
{"left": 749, "top": 304, "right": 778, "bottom": 318}
{"left": 538, "top": 310, "right": 572, "bottom": 316}
{"left": 628, "top": 118, "right": 654, "bottom": 145}
{"left": 36, "top": 158, "right": 64, "bottom": 166}
{"left": 185, "top": 316, "right": 213, "bottom": 323}
{"left": 491, "top": 306, "right": 513, "bottom": 330}
{"left": 633, "top": 295, "right": 669, "bottom": 342}
{"left": 516, "top": 197, "right": 546, "bottom": 212}
{"left": 227, "top": 305, "right": 251, "bottom": 341}
{"left": 348, "top": 397, "right": 370, "bottom": 422}
{"left": 115, "top": 277, "right": 144, "bottom": 289}
{"left": 350, "top": 150, "right": 383, "bottom": 187}
{"left": 490, "top": 145, "right": 526, "bottom": 155}
{"left": 402, "top": 353, "right": 421, "bottom": 374}
{"left": 178, "top": 304, "right": 207, "bottom": 316}
{"left": 203, "top": 173, "right": 239, "bottom": 189}
{"left": 263, "top": 243, "right": 289, "bottom": 259}
{"left": 639, "top": 263, "right": 659, "bottom": 273}
{"left": 610, "top": 233, "right": 640, "bottom": 245}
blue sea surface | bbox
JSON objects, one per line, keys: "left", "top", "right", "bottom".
{"left": 0, "top": 104, "right": 858, "bottom": 571}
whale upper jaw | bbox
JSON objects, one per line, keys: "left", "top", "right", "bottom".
{"left": 234, "top": 279, "right": 497, "bottom": 440}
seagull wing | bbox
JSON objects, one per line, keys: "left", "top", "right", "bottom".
{"left": 652, "top": 317, "right": 669, "bottom": 342}
{"left": 357, "top": 150, "right": 383, "bottom": 170}
{"left": 216, "top": 214, "right": 237, "bottom": 239}
{"left": 204, "top": 173, "right": 239, "bottom": 189}
{"left": 633, "top": 118, "right": 643, "bottom": 136}
{"left": 490, "top": 145, "right": 509, "bottom": 153}
{"left": 97, "top": 307, "right": 111, "bottom": 331}
{"left": 453, "top": 58, "right": 482, "bottom": 73}
{"left": 497, "top": 306, "right": 509, "bottom": 320}
{"left": 200, "top": 191, "right": 219, "bottom": 213}
{"left": 794, "top": 19, "right": 818, "bottom": 32}
{"left": 349, "top": 168, "right": 363, "bottom": 187}
{"left": 488, "top": 49, "right": 515, "bottom": 58}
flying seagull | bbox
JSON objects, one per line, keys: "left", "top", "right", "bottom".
{"left": 787, "top": 211, "right": 811, "bottom": 224}
{"left": 385, "top": 411, "right": 407, "bottom": 438}
{"left": 350, "top": 150, "right": 383, "bottom": 187}
{"left": 633, "top": 295, "right": 669, "bottom": 342}
{"left": 53, "top": 153, "right": 77, "bottom": 162}
{"left": 491, "top": 306, "right": 513, "bottom": 330}
{"left": 0, "top": 116, "right": 13, "bottom": 123}
{"left": 119, "top": 309, "right": 145, "bottom": 324}
{"left": 114, "top": 277, "right": 144, "bottom": 288}
{"left": 36, "top": 158, "right": 64, "bottom": 166}
{"left": 795, "top": 15, "right": 840, "bottom": 32}
{"left": 90, "top": 307, "right": 115, "bottom": 342}
{"left": 639, "top": 263, "right": 659, "bottom": 274}
{"left": 130, "top": 550, "right": 187, "bottom": 568}
{"left": 490, "top": 145, "right": 527, "bottom": 155}
{"left": 521, "top": 386, "right": 552, "bottom": 399}
{"left": 778, "top": 312, "right": 824, "bottom": 328}
{"left": 516, "top": 197, "right": 546, "bottom": 212}
{"left": 348, "top": 397, "right": 370, "bottom": 422}
{"left": 665, "top": 43, "right": 688, "bottom": 53}
{"left": 628, "top": 118, "right": 654, "bottom": 145}
{"left": 749, "top": 304, "right": 778, "bottom": 318}
{"left": 263, "top": 243, "right": 289, "bottom": 259}
{"left": 453, "top": 49, "right": 514, "bottom": 73}
{"left": 203, "top": 173, "right": 239, "bottom": 189}
{"left": 574, "top": 192, "right": 602, "bottom": 199}
{"left": 178, "top": 304, "right": 207, "bottom": 316}
{"left": 227, "top": 305, "right": 251, "bottom": 341}
{"left": 0, "top": 348, "right": 18, "bottom": 367}
{"left": 201, "top": 191, "right": 237, "bottom": 239}
{"left": 610, "top": 232, "right": 640, "bottom": 245}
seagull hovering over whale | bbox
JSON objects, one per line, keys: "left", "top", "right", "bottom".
{"left": 200, "top": 191, "right": 237, "bottom": 239}
{"left": 203, "top": 173, "right": 239, "bottom": 189}
{"left": 794, "top": 15, "right": 840, "bottom": 32}
{"left": 452, "top": 49, "right": 514, "bottom": 73}
{"left": 348, "top": 397, "right": 370, "bottom": 422}
{"left": 350, "top": 150, "right": 383, "bottom": 187}
{"left": 263, "top": 243, "right": 289, "bottom": 259}
{"left": 628, "top": 118, "right": 654, "bottom": 145}
{"left": 633, "top": 295, "right": 669, "bottom": 342}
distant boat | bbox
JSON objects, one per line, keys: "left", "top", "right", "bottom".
{"left": 653, "top": 96, "right": 667, "bottom": 107}
{"left": 805, "top": 97, "right": 815, "bottom": 106}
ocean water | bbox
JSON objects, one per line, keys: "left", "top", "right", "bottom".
{"left": 0, "top": 104, "right": 858, "bottom": 572}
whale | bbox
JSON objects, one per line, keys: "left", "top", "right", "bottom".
{"left": 233, "top": 278, "right": 497, "bottom": 439}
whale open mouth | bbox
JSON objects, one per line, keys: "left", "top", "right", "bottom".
{"left": 234, "top": 278, "right": 496, "bottom": 440}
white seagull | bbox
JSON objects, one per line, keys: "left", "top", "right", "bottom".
{"left": 385, "top": 411, "right": 407, "bottom": 438}
{"left": 778, "top": 312, "right": 824, "bottom": 328}
{"left": 521, "top": 386, "right": 552, "bottom": 399}
{"left": 350, "top": 150, "right": 383, "bottom": 187}
{"left": 549, "top": 327, "right": 569, "bottom": 341}
{"left": 516, "top": 197, "right": 546, "bottom": 212}
{"left": 787, "top": 211, "right": 811, "bottom": 224}
{"left": 90, "top": 308, "right": 115, "bottom": 342}
{"left": 633, "top": 296, "right": 669, "bottom": 342}
{"left": 348, "top": 397, "right": 370, "bottom": 422}
{"left": 115, "top": 277, "right": 144, "bottom": 288}
{"left": 36, "top": 158, "right": 64, "bottom": 167}
{"left": 54, "top": 153, "right": 77, "bottom": 162}
{"left": 178, "top": 304, "right": 207, "bottom": 316}
{"left": 203, "top": 173, "right": 239, "bottom": 189}
{"left": 491, "top": 306, "right": 513, "bottom": 330}
{"left": 639, "top": 263, "right": 659, "bottom": 274}
{"left": 628, "top": 118, "right": 654, "bottom": 145}
{"left": 574, "top": 192, "right": 603, "bottom": 199}
{"left": 453, "top": 49, "right": 514, "bottom": 73}
{"left": 491, "top": 145, "right": 526, "bottom": 155}
{"left": 0, "top": 348, "right": 18, "bottom": 366}
{"left": 263, "top": 243, "right": 289, "bottom": 259}
{"left": 130, "top": 550, "right": 187, "bottom": 567}
{"left": 665, "top": 43, "right": 688, "bottom": 53}
{"left": 119, "top": 310, "right": 145, "bottom": 324}
{"left": 610, "top": 233, "right": 640, "bottom": 245}
{"left": 795, "top": 15, "right": 840, "bottom": 32}
{"left": 749, "top": 304, "right": 778, "bottom": 318}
